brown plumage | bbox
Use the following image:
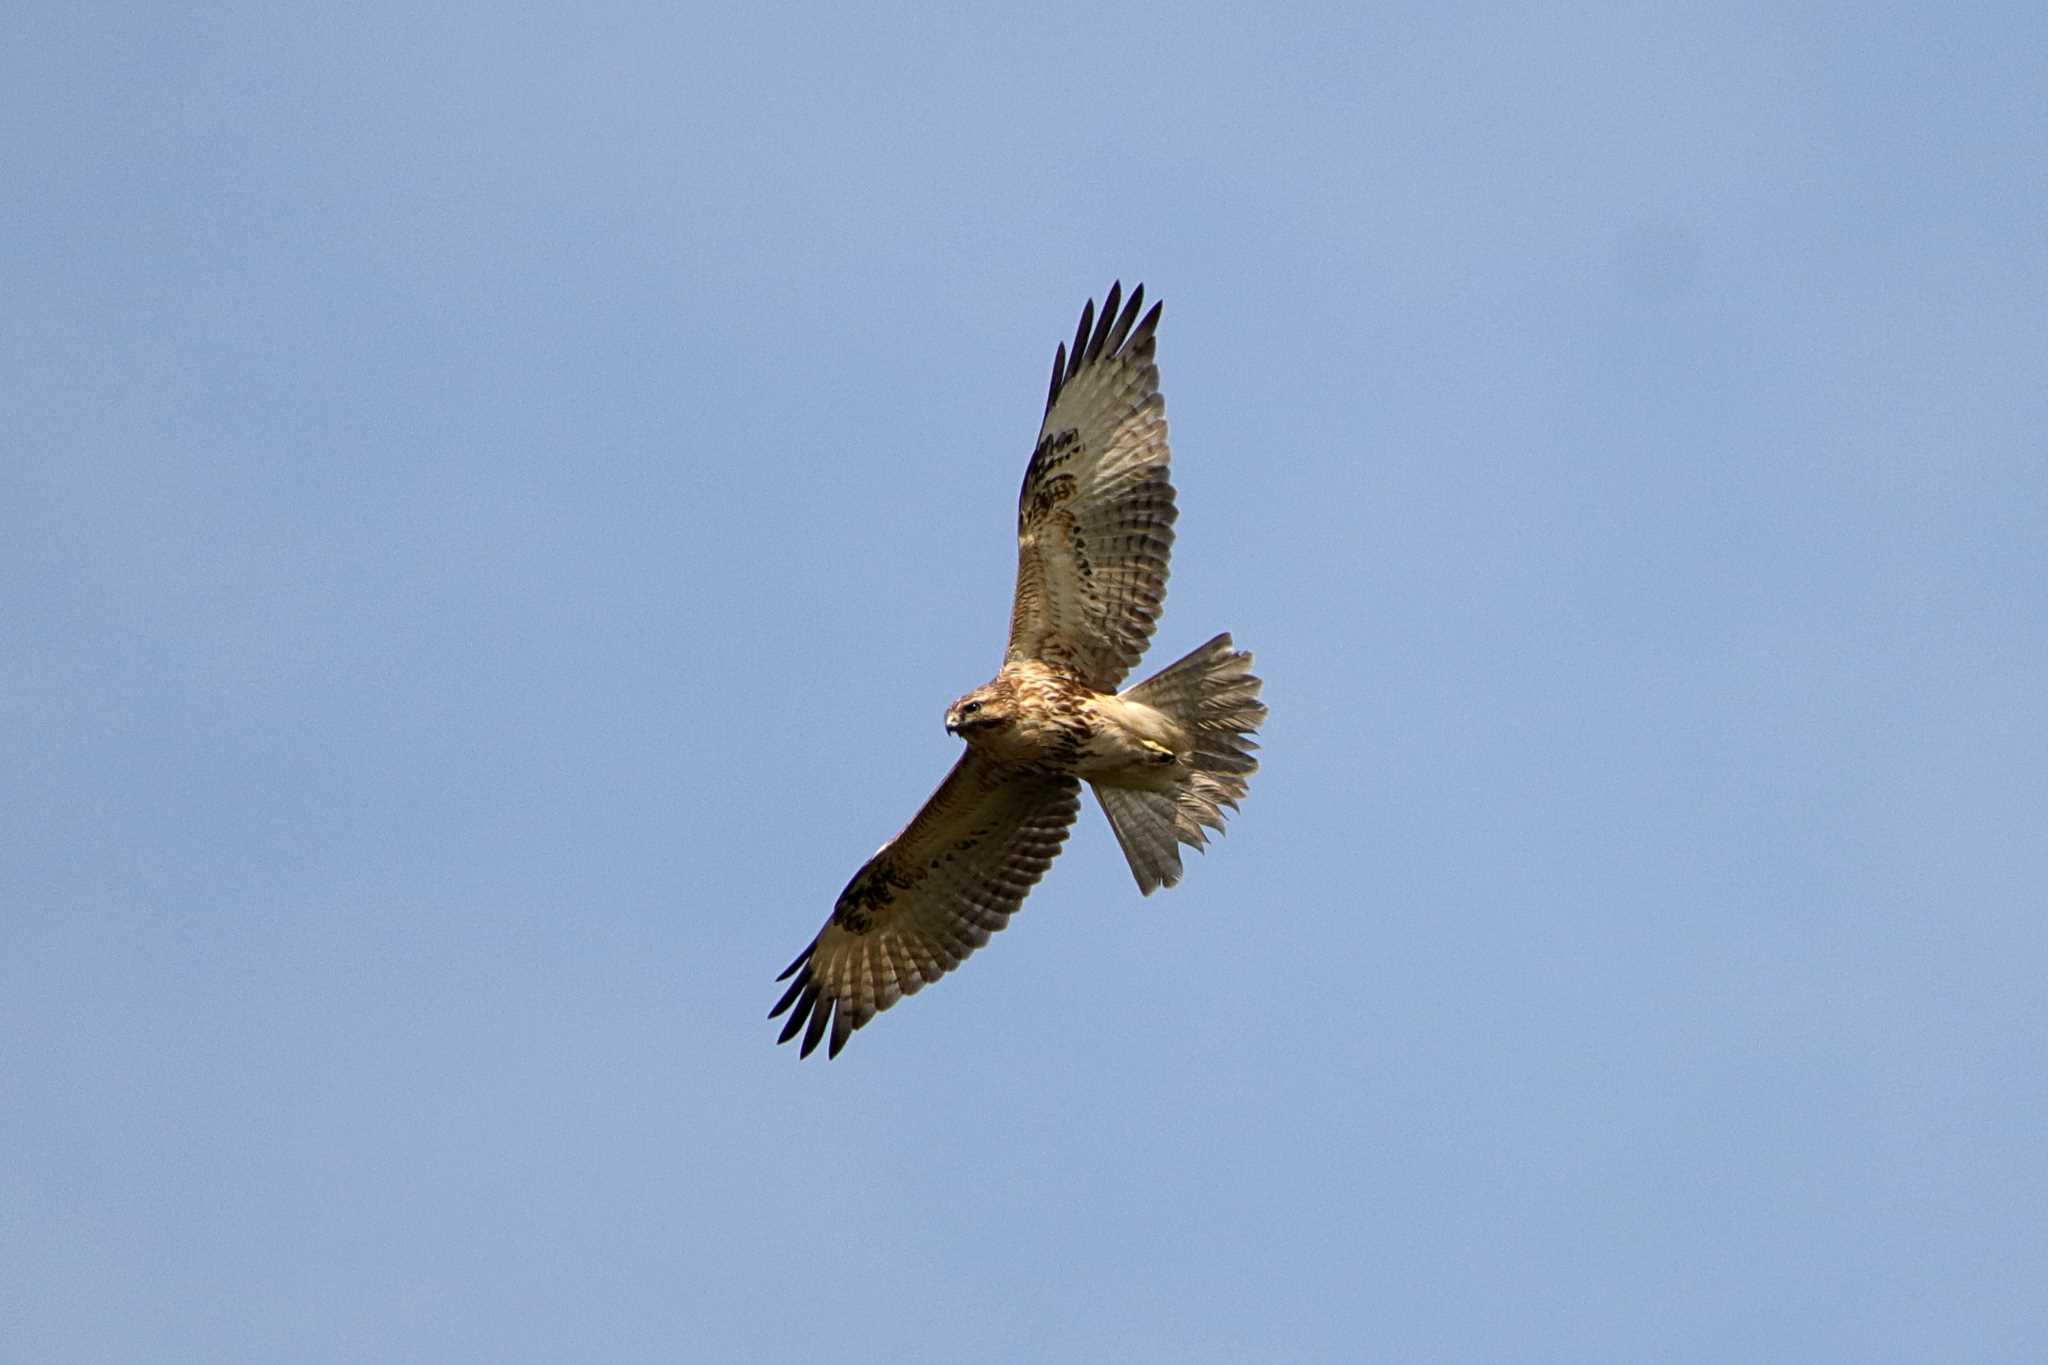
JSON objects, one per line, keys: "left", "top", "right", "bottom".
{"left": 771, "top": 283, "right": 1267, "bottom": 1059}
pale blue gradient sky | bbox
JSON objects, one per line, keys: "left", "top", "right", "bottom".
{"left": 5, "top": 3, "right": 2046, "bottom": 1361}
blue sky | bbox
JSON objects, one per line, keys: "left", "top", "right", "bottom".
{"left": 5, "top": 2, "right": 2045, "bottom": 1360}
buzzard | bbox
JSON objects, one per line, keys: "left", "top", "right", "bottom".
{"left": 771, "top": 283, "right": 1266, "bottom": 1058}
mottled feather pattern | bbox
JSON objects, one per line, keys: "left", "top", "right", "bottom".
{"left": 769, "top": 754, "right": 1080, "bottom": 1058}
{"left": 772, "top": 284, "right": 1265, "bottom": 1059}
{"left": 1097, "top": 633, "right": 1266, "bottom": 893}
{"left": 1009, "top": 282, "right": 1177, "bottom": 691}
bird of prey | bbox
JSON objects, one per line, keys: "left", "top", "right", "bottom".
{"left": 770, "top": 283, "right": 1266, "bottom": 1059}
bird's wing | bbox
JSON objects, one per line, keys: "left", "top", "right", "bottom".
{"left": 1006, "top": 282, "right": 1176, "bottom": 691}
{"left": 770, "top": 753, "right": 1081, "bottom": 1059}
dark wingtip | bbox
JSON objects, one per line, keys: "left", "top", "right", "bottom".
{"left": 775, "top": 938, "right": 816, "bottom": 984}
{"left": 1045, "top": 341, "right": 1067, "bottom": 415}
{"left": 1045, "top": 281, "right": 1161, "bottom": 413}
{"left": 1135, "top": 297, "right": 1163, "bottom": 346}
{"left": 1102, "top": 282, "right": 1144, "bottom": 356}
{"left": 799, "top": 994, "right": 834, "bottom": 1058}
{"left": 1086, "top": 281, "right": 1122, "bottom": 361}
{"left": 768, "top": 968, "right": 809, "bottom": 1020}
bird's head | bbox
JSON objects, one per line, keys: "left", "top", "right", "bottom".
{"left": 945, "top": 683, "right": 1014, "bottom": 739}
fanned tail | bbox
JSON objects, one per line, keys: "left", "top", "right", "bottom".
{"left": 1093, "top": 633, "right": 1266, "bottom": 894}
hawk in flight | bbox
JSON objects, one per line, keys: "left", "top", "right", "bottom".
{"left": 771, "top": 283, "right": 1266, "bottom": 1058}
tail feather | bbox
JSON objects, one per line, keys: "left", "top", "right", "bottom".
{"left": 1094, "top": 786, "right": 1185, "bottom": 893}
{"left": 1094, "top": 633, "right": 1266, "bottom": 894}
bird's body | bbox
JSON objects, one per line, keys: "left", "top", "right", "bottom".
{"left": 771, "top": 283, "right": 1266, "bottom": 1058}
{"left": 945, "top": 660, "right": 1182, "bottom": 785}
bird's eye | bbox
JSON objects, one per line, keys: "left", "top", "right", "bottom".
{"left": 961, "top": 701, "right": 981, "bottom": 714}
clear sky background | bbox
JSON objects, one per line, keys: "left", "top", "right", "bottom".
{"left": 5, "top": 3, "right": 2045, "bottom": 1361}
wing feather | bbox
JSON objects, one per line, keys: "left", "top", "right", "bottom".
{"left": 1007, "top": 283, "right": 1176, "bottom": 690}
{"left": 770, "top": 753, "right": 1081, "bottom": 1058}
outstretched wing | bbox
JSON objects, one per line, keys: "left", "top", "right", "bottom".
{"left": 1006, "top": 282, "right": 1176, "bottom": 691}
{"left": 770, "top": 753, "right": 1081, "bottom": 1059}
